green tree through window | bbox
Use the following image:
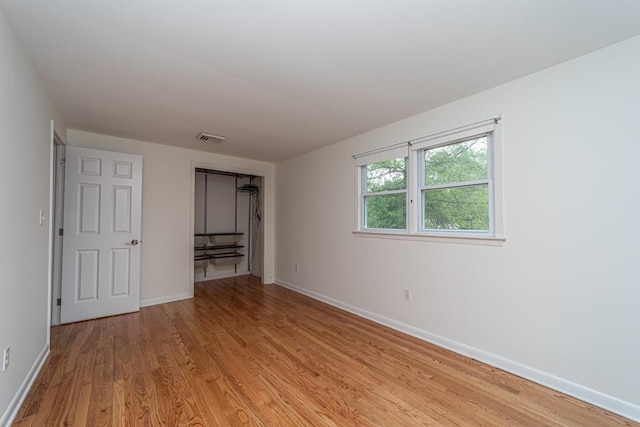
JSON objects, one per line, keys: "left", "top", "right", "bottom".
{"left": 422, "top": 137, "right": 489, "bottom": 231}
{"left": 364, "top": 158, "right": 407, "bottom": 229}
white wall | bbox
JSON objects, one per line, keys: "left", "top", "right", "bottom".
{"left": 275, "top": 36, "right": 640, "bottom": 420}
{"left": 66, "top": 130, "right": 276, "bottom": 306}
{"left": 0, "top": 10, "right": 66, "bottom": 425}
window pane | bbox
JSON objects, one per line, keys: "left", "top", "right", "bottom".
{"left": 424, "top": 137, "right": 487, "bottom": 186}
{"left": 366, "top": 158, "right": 406, "bottom": 192}
{"left": 423, "top": 184, "right": 489, "bottom": 231}
{"left": 364, "top": 193, "right": 406, "bottom": 230}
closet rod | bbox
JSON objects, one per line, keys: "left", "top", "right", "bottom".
{"left": 195, "top": 167, "right": 257, "bottom": 180}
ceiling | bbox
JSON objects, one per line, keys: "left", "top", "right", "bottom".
{"left": 2, "top": 1, "right": 640, "bottom": 162}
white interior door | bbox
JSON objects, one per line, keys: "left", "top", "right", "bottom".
{"left": 60, "top": 146, "right": 142, "bottom": 324}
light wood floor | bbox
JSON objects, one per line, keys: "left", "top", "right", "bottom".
{"left": 14, "top": 276, "right": 637, "bottom": 426}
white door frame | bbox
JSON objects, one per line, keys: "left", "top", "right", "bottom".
{"left": 47, "top": 121, "right": 66, "bottom": 334}
{"left": 50, "top": 139, "right": 66, "bottom": 325}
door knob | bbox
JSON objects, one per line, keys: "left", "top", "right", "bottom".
{"left": 131, "top": 239, "right": 139, "bottom": 245}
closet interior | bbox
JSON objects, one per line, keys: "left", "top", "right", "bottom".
{"left": 194, "top": 168, "right": 263, "bottom": 282}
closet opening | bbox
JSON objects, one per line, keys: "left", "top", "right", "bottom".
{"left": 193, "top": 167, "right": 264, "bottom": 282}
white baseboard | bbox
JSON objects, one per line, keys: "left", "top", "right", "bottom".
{"left": 194, "top": 269, "right": 251, "bottom": 283}
{"left": 274, "top": 278, "right": 640, "bottom": 423}
{"left": 0, "top": 344, "right": 49, "bottom": 427}
{"left": 140, "top": 291, "right": 192, "bottom": 308}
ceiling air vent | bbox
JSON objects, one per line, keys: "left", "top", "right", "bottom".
{"left": 198, "top": 132, "right": 226, "bottom": 143}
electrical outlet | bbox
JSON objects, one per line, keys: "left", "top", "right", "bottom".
{"left": 294, "top": 263, "right": 299, "bottom": 271}
{"left": 2, "top": 346, "right": 9, "bottom": 372}
{"left": 403, "top": 289, "right": 411, "bottom": 302}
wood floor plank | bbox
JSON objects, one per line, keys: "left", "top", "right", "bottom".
{"left": 13, "top": 275, "right": 638, "bottom": 426}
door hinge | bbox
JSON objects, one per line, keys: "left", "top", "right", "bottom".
{"left": 59, "top": 228, "right": 63, "bottom": 236}
{"left": 60, "top": 158, "right": 66, "bottom": 167}
{"left": 56, "top": 298, "right": 61, "bottom": 306}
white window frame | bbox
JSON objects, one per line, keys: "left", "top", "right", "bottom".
{"left": 416, "top": 132, "right": 493, "bottom": 236}
{"left": 354, "top": 118, "right": 505, "bottom": 245}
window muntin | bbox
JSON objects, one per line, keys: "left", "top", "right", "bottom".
{"left": 361, "top": 158, "right": 407, "bottom": 230}
{"left": 419, "top": 135, "right": 492, "bottom": 234}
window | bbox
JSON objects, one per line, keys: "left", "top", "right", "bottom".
{"left": 355, "top": 118, "right": 503, "bottom": 243}
{"left": 362, "top": 157, "right": 407, "bottom": 230}
{"left": 355, "top": 145, "right": 409, "bottom": 231}
{"left": 419, "top": 135, "right": 490, "bottom": 233}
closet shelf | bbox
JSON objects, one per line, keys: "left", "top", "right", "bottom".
{"left": 194, "top": 233, "right": 244, "bottom": 237}
{"left": 195, "top": 251, "right": 244, "bottom": 266}
{"left": 212, "top": 252, "right": 244, "bottom": 259}
{"left": 194, "top": 245, "right": 244, "bottom": 251}
{"left": 195, "top": 232, "right": 244, "bottom": 245}
{"left": 194, "top": 252, "right": 244, "bottom": 260}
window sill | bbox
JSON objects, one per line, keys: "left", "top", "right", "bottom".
{"left": 353, "top": 230, "right": 506, "bottom": 246}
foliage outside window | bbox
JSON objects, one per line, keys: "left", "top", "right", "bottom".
{"left": 362, "top": 158, "right": 407, "bottom": 230}
{"left": 420, "top": 136, "right": 490, "bottom": 232}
